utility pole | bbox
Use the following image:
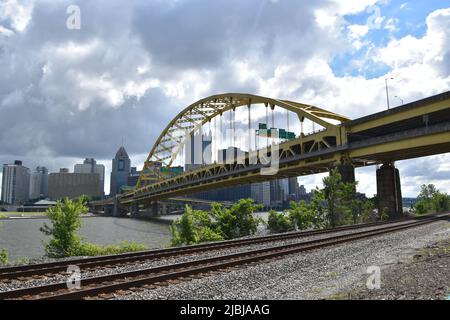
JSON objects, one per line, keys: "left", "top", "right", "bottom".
{"left": 385, "top": 77, "right": 394, "bottom": 110}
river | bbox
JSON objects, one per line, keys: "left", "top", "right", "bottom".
{"left": 0, "top": 217, "right": 172, "bottom": 261}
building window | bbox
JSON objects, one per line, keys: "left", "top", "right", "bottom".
{"left": 118, "top": 160, "right": 125, "bottom": 171}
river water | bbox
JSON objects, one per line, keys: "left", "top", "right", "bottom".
{"left": 0, "top": 217, "right": 172, "bottom": 261}
{"left": 0, "top": 212, "right": 272, "bottom": 262}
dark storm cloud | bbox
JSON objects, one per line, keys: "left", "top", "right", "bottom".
{"left": 132, "top": 0, "right": 337, "bottom": 76}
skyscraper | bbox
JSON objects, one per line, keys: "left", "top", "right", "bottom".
{"left": 1, "top": 160, "right": 30, "bottom": 205}
{"left": 251, "top": 181, "right": 271, "bottom": 207}
{"left": 110, "top": 146, "right": 131, "bottom": 196}
{"left": 29, "top": 166, "right": 49, "bottom": 200}
{"left": 74, "top": 158, "right": 105, "bottom": 196}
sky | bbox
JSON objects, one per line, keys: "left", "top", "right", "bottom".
{"left": 0, "top": 0, "right": 449, "bottom": 197}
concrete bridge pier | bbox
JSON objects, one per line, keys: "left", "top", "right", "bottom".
{"left": 104, "top": 205, "right": 113, "bottom": 216}
{"left": 334, "top": 164, "right": 356, "bottom": 185}
{"left": 376, "top": 162, "right": 403, "bottom": 219}
{"left": 140, "top": 202, "right": 160, "bottom": 218}
{"left": 130, "top": 203, "right": 140, "bottom": 217}
{"left": 113, "top": 196, "right": 127, "bottom": 217}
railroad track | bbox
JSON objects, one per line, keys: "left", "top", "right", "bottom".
{"left": 0, "top": 215, "right": 428, "bottom": 281}
{"left": 0, "top": 214, "right": 447, "bottom": 300}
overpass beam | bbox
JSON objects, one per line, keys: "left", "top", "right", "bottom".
{"left": 376, "top": 162, "right": 403, "bottom": 219}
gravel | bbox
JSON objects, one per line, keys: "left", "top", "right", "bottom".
{"left": 0, "top": 218, "right": 447, "bottom": 297}
{"left": 114, "top": 219, "right": 450, "bottom": 300}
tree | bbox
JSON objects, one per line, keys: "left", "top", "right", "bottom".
{"left": 318, "top": 168, "right": 358, "bottom": 227}
{"left": 171, "top": 199, "right": 263, "bottom": 246}
{"left": 40, "top": 198, "right": 88, "bottom": 257}
{"left": 432, "top": 192, "right": 450, "bottom": 213}
{"left": 418, "top": 184, "right": 438, "bottom": 202}
{"left": 211, "top": 199, "right": 263, "bottom": 240}
{"left": 171, "top": 205, "right": 223, "bottom": 246}
{"left": 0, "top": 249, "right": 8, "bottom": 266}
{"left": 413, "top": 184, "right": 450, "bottom": 215}
{"left": 286, "top": 200, "right": 315, "bottom": 230}
{"left": 267, "top": 210, "right": 294, "bottom": 233}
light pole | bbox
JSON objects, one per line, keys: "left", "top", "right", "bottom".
{"left": 394, "top": 95, "right": 403, "bottom": 105}
{"left": 385, "top": 77, "right": 394, "bottom": 110}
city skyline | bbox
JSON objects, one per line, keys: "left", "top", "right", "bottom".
{"left": 0, "top": 1, "right": 449, "bottom": 198}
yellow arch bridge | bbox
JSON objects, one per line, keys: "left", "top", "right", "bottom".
{"left": 91, "top": 91, "right": 450, "bottom": 219}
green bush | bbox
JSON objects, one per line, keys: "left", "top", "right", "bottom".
{"left": 171, "top": 205, "right": 224, "bottom": 246}
{"left": 171, "top": 199, "right": 263, "bottom": 246}
{"left": 286, "top": 200, "right": 316, "bottom": 230}
{"left": 41, "top": 198, "right": 148, "bottom": 257}
{"left": 413, "top": 199, "right": 430, "bottom": 215}
{"left": 211, "top": 199, "right": 263, "bottom": 240}
{"left": 267, "top": 210, "right": 294, "bottom": 233}
{"left": 432, "top": 193, "right": 450, "bottom": 213}
{"left": 413, "top": 185, "right": 450, "bottom": 215}
{"left": 75, "top": 241, "right": 148, "bottom": 256}
{"left": 40, "top": 198, "right": 87, "bottom": 257}
{"left": 0, "top": 248, "right": 8, "bottom": 266}
{"left": 380, "top": 207, "right": 390, "bottom": 221}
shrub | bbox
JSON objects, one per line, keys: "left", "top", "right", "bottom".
{"left": 171, "top": 205, "right": 223, "bottom": 246}
{"left": 0, "top": 248, "right": 8, "bottom": 266}
{"left": 413, "top": 199, "right": 430, "bottom": 215}
{"left": 211, "top": 199, "right": 263, "bottom": 240}
{"left": 171, "top": 199, "right": 263, "bottom": 246}
{"left": 286, "top": 200, "right": 316, "bottom": 230}
{"left": 41, "top": 198, "right": 149, "bottom": 257}
{"left": 380, "top": 207, "right": 390, "bottom": 221}
{"left": 267, "top": 210, "right": 294, "bottom": 234}
{"left": 40, "top": 198, "right": 87, "bottom": 257}
{"left": 76, "top": 241, "right": 148, "bottom": 256}
{"left": 432, "top": 193, "right": 450, "bottom": 213}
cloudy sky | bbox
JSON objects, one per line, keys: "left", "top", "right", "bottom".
{"left": 0, "top": 0, "right": 449, "bottom": 197}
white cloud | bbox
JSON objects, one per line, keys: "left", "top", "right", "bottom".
{"left": 0, "top": 0, "right": 34, "bottom": 32}
{"left": 376, "top": 8, "right": 450, "bottom": 74}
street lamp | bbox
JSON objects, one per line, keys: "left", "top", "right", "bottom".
{"left": 385, "top": 77, "right": 394, "bottom": 110}
{"left": 394, "top": 95, "right": 403, "bottom": 105}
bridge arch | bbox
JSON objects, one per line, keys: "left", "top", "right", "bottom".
{"left": 137, "top": 93, "right": 350, "bottom": 188}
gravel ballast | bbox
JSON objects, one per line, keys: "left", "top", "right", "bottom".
{"left": 0, "top": 221, "right": 416, "bottom": 292}
{"left": 116, "top": 219, "right": 450, "bottom": 300}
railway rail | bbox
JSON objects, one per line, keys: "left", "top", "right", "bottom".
{"left": 0, "top": 214, "right": 430, "bottom": 281}
{"left": 0, "top": 213, "right": 447, "bottom": 300}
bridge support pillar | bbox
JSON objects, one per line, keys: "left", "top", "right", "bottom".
{"left": 130, "top": 203, "right": 139, "bottom": 217}
{"left": 161, "top": 203, "right": 168, "bottom": 215}
{"left": 143, "top": 202, "right": 160, "bottom": 218}
{"left": 104, "top": 205, "right": 113, "bottom": 216}
{"left": 113, "top": 196, "right": 127, "bottom": 217}
{"left": 333, "top": 164, "right": 355, "bottom": 184}
{"left": 377, "top": 162, "right": 403, "bottom": 219}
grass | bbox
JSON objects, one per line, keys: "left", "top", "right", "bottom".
{"left": 75, "top": 241, "right": 149, "bottom": 257}
{"left": 327, "top": 292, "right": 350, "bottom": 300}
